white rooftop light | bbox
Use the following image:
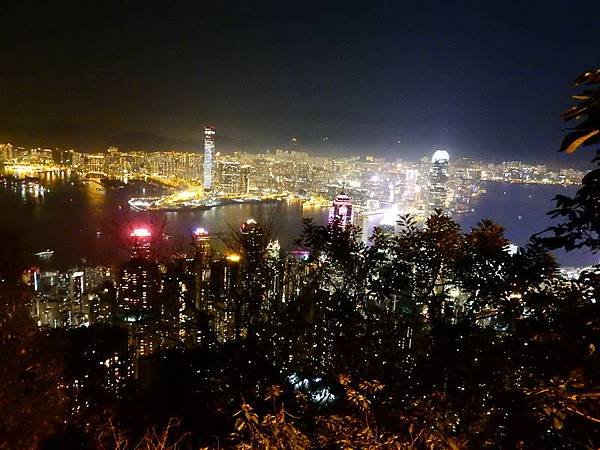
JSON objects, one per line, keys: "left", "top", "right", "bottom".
{"left": 432, "top": 150, "right": 450, "bottom": 162}
{"left": 193, "top": 227, "right": 208, "bottom": 235}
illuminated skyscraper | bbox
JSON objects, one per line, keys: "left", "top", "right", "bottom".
{"left": 208, "top": 254, "right": 241, "bottom": 342}
{"left": 223, "top": 254, "right": 242, "bottom": 296}
{"left": 240, "top": 165, "right": 250, "bottom": 194}
{"left": 428, "top": 150, "right": 449, "bottom": 213}
{"left": 161, "top": 259, "right": 196, "bottom": 348}
{"left": 117, "top": 228, "right": 161, "bottom": 360}
{"left": 118, "top": 229, "right": 159, "bottom": 320}
{"left": 328, "top": 193, "right": 354, "bottom": 227}
{"left": 104, "top": 147, "right": 121, "bottom": 176}
{"left": 216, "top": 160, "right": 242, "bottom": 194}
{"left": 83, "top": 153, "right": 106, "bottom": 175}
{"left": 239, "top": 218, "right": 266, "bottom": 335}
{"left": 203, "top": 126, "right": 216, "bottom": 191}
{"left": 129, "top": 228, "right": 152, "bottom": 259}
{"left": 401, "top": 168, "right": 422, "bottom": 206}
{"left": 192, "top": 227, "right": 211, "bottom": 258}
{"left": 240, "top": 219, "right": 264, "bottom": 266}
{"left": 192, "top": 227, "right": 211, "bottom": 310}
{"left": 68, "top": 270, "right": 86, "bottom": 326}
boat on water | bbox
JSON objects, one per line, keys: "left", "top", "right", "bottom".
{"left": 145, "top": 204, "right": 214, "bottom": 212}
{"left": 34, "top": 249, "right": 54, "bottom": 259}
{"left": 128, "top": 197, "right": 219, "bottom": 212}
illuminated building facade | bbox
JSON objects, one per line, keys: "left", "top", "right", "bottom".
{"left": 265, "top": 240, "right": 285, "bottom": 300}
{"left": 193, "top": 227, "right": 211, "bottom": 258}
{"left": 117, "top": 261, "right": 159, "bottom": 322}
{"left": 216, "top": 160, "right": 242, "bottom": 194}
{"left": 0, "top": 143, "right": 14, "bottom": 161}
{"left": 117, "top": 228, "right": 160, "bottom": 357}
{"left": 428, "top": 150, "right": 449, "bottom": 213}
{"left": 401, "top": 168, "right": 422, "bottom": 205}
{"left": 203, "top": 126, "right": 216, "bottom": 191}
{"left": 207, "top": 254, "right": 241, "bottom": 341}
{"left": 161, "top": 261, "right": 196, "bottom": 347}
{"left": 240, "top": 219, "right": 263, "bottom": 266}
{"left": 328, "top": 193, "right": 354, "bottom": 227}
{"left": 239, "top": 218, "right": 265, "bottom": 330}
{"left": 83, "top": 153, "right": 106, "bottom": 175}
{"left": 192, "top": 227, "right": 211, "bottom": 310}
{"left": 240, "top": 165, "right": 250, "bottom": 194}
{"left": 130, "top": 228, "right": 152, "bottom": 259}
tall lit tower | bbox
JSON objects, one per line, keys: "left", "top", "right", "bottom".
{"left": 240, "top": 219, "right": 264, "bottom": 266}
{"left": 328, "top": 193, "right": 354, "bottom": 228}
{"left": 192, "top": 227, "right": 211, "bottom": 258}
{"left": 239, "top": 218, "right": 265, "bottom": 331}
{"left": 118, "top": 227, "right": 160, "bottom": 357}
{"left": 192, "top": 227, "right": 211, "bottom": 309}
{"left": 240, "top": 165, "right": 250, "bottom": 194}
{"left": 428, "top": 150, "right": 449, "bottom": 213}
{"left": 203, "top": 126, "right": 216, "bottom": 191}
{"left": 130, "top": 228, "right": 152, "bottom": 259}
{"left": 119, "top": 228, "right": 158, "bottom": 317}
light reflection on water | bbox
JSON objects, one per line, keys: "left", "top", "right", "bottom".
{"left": 0, "top": 172, "right": 595, "bottom": 268}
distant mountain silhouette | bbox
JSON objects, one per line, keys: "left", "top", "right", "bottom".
{"left": 0, "top": 120, "right": 109, "bottom": 151}
{"left": 0, "top": 121, "right": 255, "bottom": 153}
{"left": 107, "top": 132, "right": 197, "bottom": 151}
{"left": 106, "top": 131, "right": 253, "bottom": 152}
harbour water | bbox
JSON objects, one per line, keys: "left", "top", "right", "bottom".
{"left": 0, "top": 172, "right": 596, "bottom": 268}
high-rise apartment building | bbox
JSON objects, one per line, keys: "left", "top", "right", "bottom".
{"left": 192, "top": 227, "right": 211, "bottom": 310}
{"left": 0, "top": 143, "right": 14, "bottom": 161}
{"left": 118, "top": 229, "right": 158, "bottom": 319}
{"left": 240, "top": 219, "right": 264, "bottom": 266}
{"left": 240, "top": 165, "right": 250, "bottom": 194}
{"left": 117, "top": 228, "right": 160, "bottom": 358}
{"left": 216, "top": 161, "right": 242, "bottom": 194}
{"left": 129, "top": 228, "right": 152, "bottom": 259}
{"left": 83, "top": 153, "right": 106, "bottom": 175}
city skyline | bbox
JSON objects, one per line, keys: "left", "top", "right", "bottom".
{"left": 2, "top": 139, "right": 593, "bottom": 269}
{"left": 0, "top": 138, "right": 592, "bottom": 170}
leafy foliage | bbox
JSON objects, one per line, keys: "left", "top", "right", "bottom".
{"left": 2, "top": 206, "right": 599, "bottom": 448}
{"left": 0, "top": 232, "right": 66, "bottom": 449}
{"left": 537, "top": 67, "right": 600, "bottom": 252}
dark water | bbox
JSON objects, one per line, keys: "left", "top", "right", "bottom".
{"left": 0, "top": 172, "right": 325, "bottom": 268}
{"left": 456, "top": 182, "right": 597, "bottom": 267}
{"left": 0, "top": 172, "right": 596, "bottom": 268}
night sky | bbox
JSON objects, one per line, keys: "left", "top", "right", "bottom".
{"left": 1, "top": 1, "right": 598, "bottom": 164}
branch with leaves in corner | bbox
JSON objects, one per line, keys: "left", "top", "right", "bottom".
{"left": 232, "top": 385, "right": 311, "bottom": 449}
{"left": 536, "top": 67, "right": 600, "bottom": 253}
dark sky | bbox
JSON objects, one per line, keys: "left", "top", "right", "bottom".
{"left": 0, "top": 1, "right": 598, "bottom": 164}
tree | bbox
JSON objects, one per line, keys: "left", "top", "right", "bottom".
{"left": 538, "top": 67, "right": 600, "bottom": 253}
{"left": 523, "top": 67, "right": 600, "bottom": 446}
{"left": 0, "top": 230, "right": 66, "bottom": 448}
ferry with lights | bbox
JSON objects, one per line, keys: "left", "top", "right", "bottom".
{"left": 128, "top": 197, "right": 220, "bottom": 212}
